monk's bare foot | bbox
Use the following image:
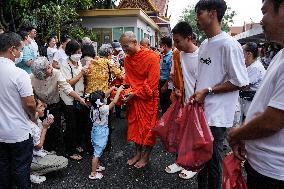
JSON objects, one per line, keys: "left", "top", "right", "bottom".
{"left": 134, "top": 156, "right": 149, "bottom": 169}
{"left": 127, "top": 153, "right": 141, "bottom": 166}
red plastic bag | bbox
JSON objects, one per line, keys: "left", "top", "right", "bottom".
{"left": 153, "top": 100, "right": 182, "bottom": 153}
{"left": 222, "top": 153, "right": 248, "bottom": 189}
{"left": 175, "top": 102, "right": 213, "bottom": 171}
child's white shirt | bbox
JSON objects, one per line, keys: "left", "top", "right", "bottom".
{"left": 91, "top": 104, "right": 109, "bottom": 126}
{"left": 30, "top": 119, "right": 47, "bottom": 160}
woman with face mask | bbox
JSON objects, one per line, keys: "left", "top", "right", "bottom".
{"left": 60, "top": 39, "right": 90, "bottom": 161}
{"left": 16, "top": 30, "right": 36, "bottom": 74}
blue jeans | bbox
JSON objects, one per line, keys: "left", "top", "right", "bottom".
{"left": 197, "top": 126, "right": 227, "bottom": 189}
{"left": 0, "top": 136, "right": 33, "bottom": 189}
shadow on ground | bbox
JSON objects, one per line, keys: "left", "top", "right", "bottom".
{"left": 32, "top": 116, "right": 197, "bottom": 189}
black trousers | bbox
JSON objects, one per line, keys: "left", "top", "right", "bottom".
{"left": 44, "top": 101, "right": 64, "bottom": 154}
{"left": 245, "top": 161, "right": 284, "bottom": 189}
{"left": 0, "top": 136, "right": 33, "bottom": 189}
{"left": 63, "top": 104, "right": 91, "bottom": 156}
{"left": 159, "top": 80, "right": 172, "bottom": 114}
{"left": 198, "top": 127, "right": 227, "bottom": 189}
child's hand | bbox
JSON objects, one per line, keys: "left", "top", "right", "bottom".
{"left": 117, "top": 85, "right": 124, "bottom": 93}
{"left": 42, "top": 115, "right": 54, "bottom": 129}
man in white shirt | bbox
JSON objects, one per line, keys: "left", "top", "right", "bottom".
{"left": 27, "top": 26, "right": 39, "bottom": 57}
{"left": 0, "top": 32, "right": 36, "bottom": 189}
{"left": 164, "top": 21, "right": 199, "bottom": 180}
{"left": 193, "top": 1, "right": 249, "bottom": 188}
{"left": 228, "top": 0, "right": 284, "bottom": 188}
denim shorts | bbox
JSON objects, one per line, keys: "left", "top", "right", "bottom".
{"left": 91, "top": 124, "right": 109, "bottom": 157}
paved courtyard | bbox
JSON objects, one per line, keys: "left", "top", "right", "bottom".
{"left": 32, "top": 117, "right": 198, "bottom": 189}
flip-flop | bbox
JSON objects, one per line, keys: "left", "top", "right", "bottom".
{"left": 96, "top": 165, "right": 105, "bottom": 172}
{"left": 178, "top": 169, "right": 197, "bottom": 180}
{"left": 165, "top": 163, "right": 183, "bottom": 174}
{"left": 89, "top": 172, "right": 103, "bottom": 180}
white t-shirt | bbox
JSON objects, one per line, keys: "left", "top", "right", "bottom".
{"left": 0, "top": 57, "right": 34, "bottom": 143}
{"left": 29, "top": 38, "right": 39, "bottom": 57}
{"left": 60, "top": 60, "right": 84, "bottom": 105}
{"left": 196, "top": 32, "right": 249, "bottom": 128}
{"left": 247, "top": 59, "right": 266, "bottom": 91}
{"left": 245, "top": 49, "right": 284, "bottom": 181}
{"left": 180, "top": 49, "right": 199, "bottom": 104}
{"left": 47, "top": 47, "right": 58, "bottom": 63}
{"left": 53, "top": 48, "right": 68, "bottom": 66}
{"left": 91, "top": 105, "right": 109, "bottom": 126}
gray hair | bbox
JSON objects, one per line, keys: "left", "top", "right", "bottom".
{"left": 31, "top": 56, "right": 49, "bottom": 80}
{"left": 98, "top": 43, "right": 113, "bottom": 57}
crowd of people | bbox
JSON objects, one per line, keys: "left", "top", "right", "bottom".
{"left": 0, "top": 0, "right": 284, "bottom": 189}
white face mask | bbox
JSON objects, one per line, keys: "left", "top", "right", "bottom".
{"left": 70, "top": 53, "right": 82, "bottom": 62}
{"left": 15, "top": 52, "right": 23, "bottom": 64}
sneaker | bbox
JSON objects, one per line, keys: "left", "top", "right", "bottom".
{"left": 30, "top": 174, "right": 46, "bottom": 184}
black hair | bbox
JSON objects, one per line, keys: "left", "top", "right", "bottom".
{"left": 17, "top": 31, "right": 29, "bottom": 41}
{"left": 0, "top": 32, "right": 22, "bottom": 53}
{"left": 160, "top": 36, "right": 173, "bottom": 48}
{"left": 195, "top": 0, "right": 227, "bottom": 23}
{"left": 65, "top": 39, "right": 81, "bottom": 56}
{"left": 25, "top": 26, "right": 37, "bottom": 33}
{"left": 47, "top": 36, "right": 56, "bottom": 44}
{"left": 61, "top": 35, "right": 71, "bottom": 44}
{"left": 172, "top": 21, "right": 193, "bottom": 38}
{"left": 244, "top": 42, "right": 258, "bottom": 59}
{"left": 82, "top": 44, "right": 96, "bottom": 58}
{"left": 89, "top": 90, "right": 105, "bottom": 121}
{"left": 263, "top": 0, "right": 284, "bottom": 13}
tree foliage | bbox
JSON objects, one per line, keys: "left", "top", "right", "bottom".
{"left": 179, "top": 5, "right": 236, "bottom": 43}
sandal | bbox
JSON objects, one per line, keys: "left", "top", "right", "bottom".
{"left": 178, "top": 169, "right": 197, "bottom": 180}
{"left": 89, "top": 172, "right": 103, "bottom": 180}
{"left": 165, "top": 163, "right": 183, "bottom": 174}
{"left": 96, "top": 165, "right": 105, "bottom": 172}
{"left": 69, "top": 154, "right": 82, "bottom": 161}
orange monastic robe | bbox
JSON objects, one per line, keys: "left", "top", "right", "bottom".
{"left": 124, "top": 47, "right": 160, "bottom": 146}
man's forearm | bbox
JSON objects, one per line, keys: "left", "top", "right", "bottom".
{"left": 231, "top": 107, "right": 284, "bottom": 141}
{"left": 211, "top": 81, "right": 241, "bottom": 94}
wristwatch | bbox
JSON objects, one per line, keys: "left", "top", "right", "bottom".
{"left": 207, "top": 87, "right": 213, "bottom": 95}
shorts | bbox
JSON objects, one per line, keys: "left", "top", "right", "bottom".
{"left": 91, "top": 124, "right": 109, "bottom": 157}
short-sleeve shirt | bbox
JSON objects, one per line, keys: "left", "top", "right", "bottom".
{"left": 196, "top": 32, "right": 249, "bottom": 128}
{"left": 160, "top": 51, "right": 173, "bottom": 81}
{"left": 246, "top": 49, "right": 284, "bottom": 181}
{"left": 16, "top": 45, "right": 35, "bottom": 74}
{"left": 91, "top": 104, "right": 109, "bottom": 126}
{"left": 0, "top": 57, "right": 34, "bottom": 143}
{"left": 53, "top": 48, "right": 68, "bottom": 66}
{"left": 247, "top": 59, "right": 266, "bottom": 91}
{"left": 47, "top": 47, "right": 58, "bottom": 63}
{"left": 60, "top": 60, "right": 84, "bottom": 105}
{"left": 180, "top": 49, "right": 199, "bottom": 104}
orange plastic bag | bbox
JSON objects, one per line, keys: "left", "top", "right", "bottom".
{"left": 222, "top": 153, "right": 248, "bottom": 189}
{"left": 153, "top": 100, "right": 182, "bottom": 153}
{"left": 175, "top": 102, "right": 213, "bottom": 171}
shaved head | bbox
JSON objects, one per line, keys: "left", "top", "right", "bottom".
{"left": 120, "top": 31, "right": 140, "bottom": 56}
{"left": 140, "top": 38, "right": 150, "bottom": 48}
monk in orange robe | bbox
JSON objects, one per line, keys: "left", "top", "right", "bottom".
{"left": 120, "top": 32, "right": 160, "bottom": 168}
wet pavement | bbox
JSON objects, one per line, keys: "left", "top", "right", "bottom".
{"left": 32, "top": 117, "right": 198, "bottom": 189}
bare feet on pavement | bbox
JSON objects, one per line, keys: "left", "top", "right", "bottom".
{"left": 127, "top": 153, "right": 141, "bottom": 166}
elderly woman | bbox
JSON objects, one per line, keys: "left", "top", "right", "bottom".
{"left": 31, "top": 57, "right": 86, "bottom": 154}
{"left": 85, "top": 43, "right": 124, "bottom": 151}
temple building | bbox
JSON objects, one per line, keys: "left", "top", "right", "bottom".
{"left": 79, "top": 0, "right": 171, "bottom": 47}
